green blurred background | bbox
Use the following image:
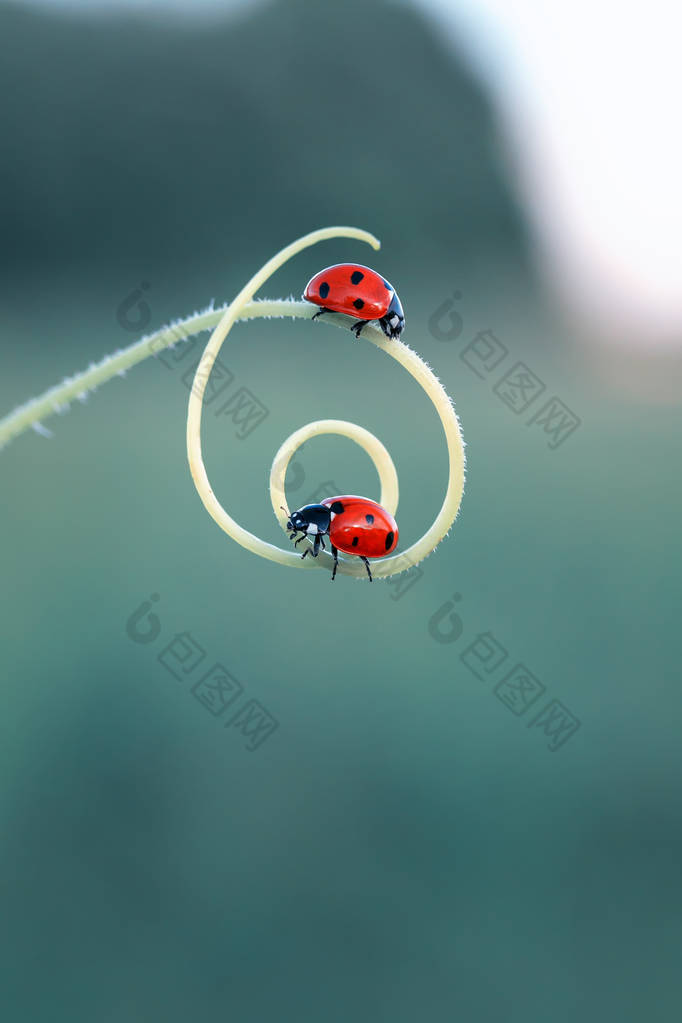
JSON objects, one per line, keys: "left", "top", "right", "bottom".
{"left": 1, "top": 1, "right": 681, "bottom": 1020}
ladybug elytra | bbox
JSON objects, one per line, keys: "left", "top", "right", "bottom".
{"left": 303, "top": 263, "right": 405, "bottom": 340}
{"left": 285, "top": 495, "right": 399, "bottom": 581}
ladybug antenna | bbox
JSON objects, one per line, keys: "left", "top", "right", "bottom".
{"left": 280, "top": 505, "right": 290, "bottom": 517}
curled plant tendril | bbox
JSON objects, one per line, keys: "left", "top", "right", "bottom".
{"left": 186, "top": 227, "right": 465, "bottom": 580}
{"left": 0, "top": 227, "right": 464, "bottom": 580}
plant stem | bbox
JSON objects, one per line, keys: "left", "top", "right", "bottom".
{"left": 184, "top": 226, "right": 465, "bottom": 579}
{"left": 0, "top": 300, "right": 301, "bottom": 449}
{"left": 1, "top": 225, "right": 465, "bottom": 582}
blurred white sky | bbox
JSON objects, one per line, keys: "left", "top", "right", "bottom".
{"left": 412, "top": 0, "right": 682, "bottom": 346}
{"left": 17, "top": 0, "right": 682, "bottom": 344}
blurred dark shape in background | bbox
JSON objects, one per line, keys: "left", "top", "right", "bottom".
{"left": 0, "top": 0, "right": 529, "bottom": 274}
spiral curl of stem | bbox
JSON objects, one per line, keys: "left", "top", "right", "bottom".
{"left": 0, "top": 227, "right": 465, "bottom": 581}
{"left": 186, "top": 227, "right": 465, "bottom": 579}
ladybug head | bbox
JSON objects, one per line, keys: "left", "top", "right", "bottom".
{"left": 287, "top": 505, "right": 315, "bottom": 533}
{"left": 287, "top": 510, "right": 304, "bottom": 532}
{"left": 286, "top": 503, "right": 331, "bottom": 537}
{"left": 380, "top": 290, "right": 405, "bottom": 340}
{"left": 382, "top": 311, "right": 405, "bottom": 340}
{"left": 282, "top": 505, "right": 301, "bottom": 532}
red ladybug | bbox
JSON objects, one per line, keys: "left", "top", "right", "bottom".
{"left": 303, "top": 263, "right": 405, "bottom": 340}
{"left": 285, "top": 495, "right": 399, "bottom": 581}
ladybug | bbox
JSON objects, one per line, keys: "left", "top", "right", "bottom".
{"left": 285, "top": 495, "right": 399, "bottom": 581}
{"left": 303, "top": 263, "right": 405, "bottom": 340}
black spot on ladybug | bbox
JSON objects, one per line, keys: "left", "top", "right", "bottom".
{"left": 351, "top": 270, "right": 364, "bottom": 285}
{"left": 319, "top": 281, "right": 330, "bottom": 299}
{"left": 329, "top": 501, "right": 344, "bottom": 514}
{"left": 352, "top": 536, "right": 359, "bottom": 547}
{"left": 385, "top": 531, "right": 394, "bottom": 550}
{"left": 353, "top": 298, "right": 365, "bottom": 310}
{"left": 365, "top": 514, "right": 374, "bottom": 524}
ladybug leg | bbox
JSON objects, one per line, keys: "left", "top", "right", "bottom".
{"left": 319, "top": 535, "right": 326, "bottom": 551}
{"left": 331, "top": 544, "right": 339, "bottom": 581}
{"left": 350, "top": 320, "right": 366, "bottom": 339}
{"left": 360, "top": 556, "right": 373, "bottom": 582}
{"left": 294, "top": 534, "right": 308, "bottom": 547}
{"left": 311, "top": 307, "right": 330, "bottom": 322}
{"left": 301, "top": 537, "right": 320, "bottom": 559}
